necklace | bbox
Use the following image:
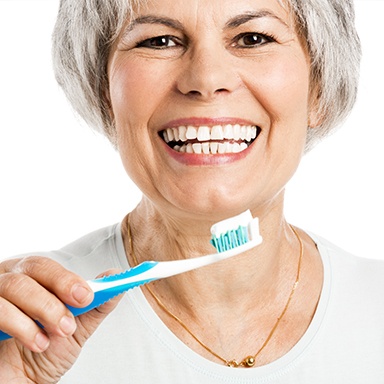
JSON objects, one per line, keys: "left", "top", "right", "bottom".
{"left": 126, "top": 214, "right": 303, "bottom": 368}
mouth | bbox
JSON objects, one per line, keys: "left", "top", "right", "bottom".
{"left": 159, "top": 124, "right": 260, "bottom": 154}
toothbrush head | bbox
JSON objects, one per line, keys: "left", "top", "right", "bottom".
{"left": 210, "top": 210, "right": 261, "bottom": 253}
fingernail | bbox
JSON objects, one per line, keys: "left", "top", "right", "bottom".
{"left": 72, "top": 284, "right": 92, "bottom": 304}
{"left": 59, "top": 315, "right": 77, "bottom": 336}
{"left": 35, "top": 332, "right": 50, "bottom": 351}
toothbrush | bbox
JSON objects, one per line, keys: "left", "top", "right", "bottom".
{"left": 0, "top": 210, "right": 262, "bottom": 341}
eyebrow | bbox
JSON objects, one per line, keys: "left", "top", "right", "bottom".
{"left": 127, "top": 15, "right": 184, "bottom": 32}
{"left": 225, "top": 10, "right": 289, "bottom": 29}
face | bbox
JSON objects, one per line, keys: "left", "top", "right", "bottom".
{"left": 108, "top": 0, "right": 313, "bottom": 220}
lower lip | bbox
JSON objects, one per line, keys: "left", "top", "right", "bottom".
{"left": 162, "top": 140, "right": 252, "bottom": 166}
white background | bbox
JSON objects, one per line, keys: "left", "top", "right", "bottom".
{"left": 0, "top": 0, "right": 383, "bottom": 260}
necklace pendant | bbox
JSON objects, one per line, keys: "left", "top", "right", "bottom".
{"left": 242, "top": 356, "right": 256, "bottom": 367}
{"left": 226, "top": 360, "right": 240, "bottom": 368}
{"left": 227, "top": 356, "right": 255, "bottom": 368}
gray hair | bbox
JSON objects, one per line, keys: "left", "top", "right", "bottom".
{"left": 52, "top": 0, "right": 361, "bottom": 151}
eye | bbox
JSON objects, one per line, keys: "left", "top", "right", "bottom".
{"left": 234, "top": 32, "right": 275, "bottom": 48}
{"left": 136, "top": 35, "right": 180, "bottom": 49}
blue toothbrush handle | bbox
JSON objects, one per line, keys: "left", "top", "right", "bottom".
{"left": 0, "top": 262, "right": 158, "bottom": 341}
{"left": 0, "top": 278, "right": 155, "bottom": 341}
{"left": 0, "top": 331, "right": 13, "bottom": 341}
{"left": 66, "top": 277, "right": 156, "bottom": 316}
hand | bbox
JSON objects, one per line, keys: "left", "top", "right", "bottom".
{"left": 0, "top": 256, "right": 122, "bottom": 383}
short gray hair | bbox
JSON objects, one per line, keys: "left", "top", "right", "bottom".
{"left": 52, "top": 0, "right": 361, "bottom": 151}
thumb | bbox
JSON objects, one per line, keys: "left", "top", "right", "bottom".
{"left": 72, "top": 269, "right": 125, "bottom": 346}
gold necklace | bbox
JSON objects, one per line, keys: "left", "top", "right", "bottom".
{"left": 126, "top": 214, "right": 303, "bottom": 368}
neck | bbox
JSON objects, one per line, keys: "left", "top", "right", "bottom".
{"left": 121, "top": 198, "right": 323, "bottom": 367}
{"left": 122, "top": 199, "right": 301, "bottom": 311}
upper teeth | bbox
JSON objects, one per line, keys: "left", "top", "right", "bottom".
{"left": 163, "top": 124, "right": 257, "bottom": 144}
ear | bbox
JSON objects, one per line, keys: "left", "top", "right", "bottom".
{"left": 308, "top": 107, "right": 323, "bottom": 129}
{"left": 307, "top": 87, "right": 324, "bottom": 128}
{"left": 101, "top": 87, "right": 119, "bottom": 147}
{"left": 103, "top": 86, "right": 115, "bottom": 121}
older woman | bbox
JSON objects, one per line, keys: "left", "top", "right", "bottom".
{"left": 0, "top": 0, "right": 382, "bottom": 382}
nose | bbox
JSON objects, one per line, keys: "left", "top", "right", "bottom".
{"left": 176, "top": 45, "right": 241, "bottom": 100}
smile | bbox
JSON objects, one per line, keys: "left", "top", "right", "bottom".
{"left": 160, "top": 124, "right": 260, "bottom": 154}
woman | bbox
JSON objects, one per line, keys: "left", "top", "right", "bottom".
{"left": 0, "top": 0, "right": 383, "bottom": 382}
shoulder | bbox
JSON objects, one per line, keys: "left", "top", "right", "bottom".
{"left": 298, "top": 235, "right": 384, "bottom": 378}
{"left": 313, "top": 233, "right": 384, "bottom": 303}
{"left": 22, "top": 224, "right": 127, "bottom": 279}
{"left": 314, "top": 233, "right": 384, "bottom": 274}
{"left": 59, "top": 224, "right": 121, "bottom": 259}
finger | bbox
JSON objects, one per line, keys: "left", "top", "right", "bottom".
{"left": 0, "top": 272, "right": 77, "bottom": 339}
{"left": 0, "top": 258, "right": 20, "bottom": 274}
{"left": 0, "top": 296, "right": 50, "bottom": 353}
{"left": 73, "top": 269, "right": 125, "bottom": 346}
{"left": 93, "top": 269, "right": 126, "bottom": 314}
{"left": 12, "top": 256, "right": 93, "bottom": 308}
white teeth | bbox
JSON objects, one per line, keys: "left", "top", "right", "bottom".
{"left": 163, "top": 124, "right": 257, "bottom": 143}
{"left": 186, "top": 126, "right": 197, "bottom": 140}
{"left": 163, "top": 130, "right": 169, "bottom": 142}
{"left": 223, "top": 124, "right": 233, "bottom": 139}
{"left": 192, "top": 143, "right": 202, "bottom": 154}
{"left": 197, "top": 126, "right": 210, "bottom": 141}
{"left": 246, "top": 126, "right": 253, "bottom": 141}
{"left": 232, "top": 142, "right": 241, "bottom": 153}
{"left": 162, "top": 124, "right": 259, "bottom": 154}
{"left": 240, "top": 126, "right": 247, "bottom": 140}
{"left": 211, "top": 125, "right": 224, "bottom": 140}
{"left": 186, "top": 143, "right": 193, "bottom": 153}
{"left": 173, "top": 127, "right": 180, "bottom": 141}
{"left": 210, "top": 142, "right": 218, "bottom": 154}
{"left": 218, "top": 142, "right": 227, "bottom": 154}
{"left": 202, "top": 142, "right": 210, "bottom": 154}
{"left": 240, "top": 142, "right": 248, "bottom": 151}
{"left": 166, "top": 128, "right": 173, "bottom": 141}
{"left": 172, "top": 141, "right": 251, "bottom": 154}
{"left": 179, "top": 126, "right": 187, "bottom": 141}
{"left": 233, "top": 124, "right": 241, "bottom": 140}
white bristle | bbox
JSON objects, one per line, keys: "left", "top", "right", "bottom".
{"left": 210, "top": 210, "right": 253, "bottom": 237}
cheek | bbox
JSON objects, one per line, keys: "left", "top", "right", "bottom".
{"left": 108, "top": 58, "right": 178, "bottom": 194}
{"left": 249, "top": 55, "right": 311, "bottom": 161}
{"left": 109, "top": 57, "right": 173, "bottom": 127}
{"left": 243, "top": 55, "right": 310, "bottom": 179}
{"left": 244, "top": 52, "right": 311, "bottom": 126}
{"left": 109, "top": 63, "right": 149, "bottom": 125}
{"left": 277, "top": 67, "right": 310, "bottom": 119}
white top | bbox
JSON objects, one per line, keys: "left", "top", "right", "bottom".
{"left": 37, "top": 224, "right": 384, "bottom": 383}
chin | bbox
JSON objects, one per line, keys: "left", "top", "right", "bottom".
{"left": 173, "top": 193, "right": 253, "bottom": 221}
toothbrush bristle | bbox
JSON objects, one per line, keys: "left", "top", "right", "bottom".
{"left": 210, "top": 225, "right": 250, "bottom": 253}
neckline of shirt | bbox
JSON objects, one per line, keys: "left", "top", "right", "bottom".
{"left": 113, "top": 223, "right": 332, "bottom": 381}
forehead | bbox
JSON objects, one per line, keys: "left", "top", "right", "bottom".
{"left": 131, "top": 0, "right": 293, "bottom": 27}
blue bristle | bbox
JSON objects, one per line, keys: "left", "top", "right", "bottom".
{"left": 210, "top": 225, "right": 249, "bottom": 253}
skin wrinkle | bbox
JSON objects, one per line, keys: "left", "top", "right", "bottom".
{"left": 126, "top": 10, "right": 290, "bottom": 33}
